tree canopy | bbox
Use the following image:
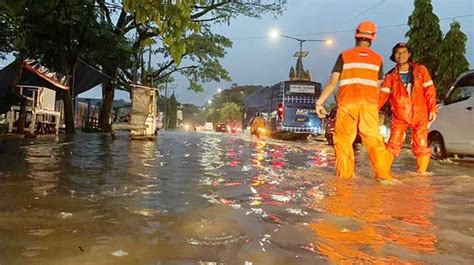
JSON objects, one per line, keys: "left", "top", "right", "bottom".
{"left": 218, "top": 102, "right": 241, "bottom": 124}
{"left": 406, "top": 0, "right": 470, "bottom": 99}
{"left": 436, "top": 21, "right": 470, "bottom": 99}
{"left": 406, "top": 0, "right": 443, "bottom": 79}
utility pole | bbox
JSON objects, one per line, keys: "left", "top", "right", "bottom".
{"left": 162, "top": 81, "right": 168, "bottom": 129}
{"left": 147, "top": 46, "right": 153, "bottom": 87}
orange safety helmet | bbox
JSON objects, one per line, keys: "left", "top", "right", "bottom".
{"left": 355, "top": 20, "right": 377, "bottom": 40}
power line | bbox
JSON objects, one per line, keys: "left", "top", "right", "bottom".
{"left": 331, "top": 0, "right": 386, "bottom": 30}
{"left": 229, "top": 13, "right": 474, "bottom": 40}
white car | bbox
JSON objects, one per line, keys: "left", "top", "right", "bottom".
{"left": 429, "top": 70, "right": 474, "bottom": 159}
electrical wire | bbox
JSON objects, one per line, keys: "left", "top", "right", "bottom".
{"left": 229, "top": 13, "right": 474, "bottom": 40}
{"left": 331, "top": 0, "right": 386, "bottom": 30}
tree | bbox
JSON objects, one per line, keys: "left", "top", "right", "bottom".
{"left": 218, "top": 102, "right": 241, "bottom": 123}
{"left": 204, "top": 85, "right": 261, "bottom": 124}
{"left": 124, "top": 0, "right": 284, "bottom": 64}
{"left": 0, "top": 0, "right": 128, "bottom": 133}
{"left": 181, "top": 103, "right": 205, "bottom": 125}
{"left": 152, "top": 31, "right": 232, "bottom": 93}
{"left": 22, "top": 0, "right": 121, "bottom": 133}
{"left": 0, "top": 8, "right": 14, "bottom": 59}
{"left": 406, "top": 0, "right": 442, "bottom": 80}
{"left": 108, "top": 0, "right": 284, "bottom": 132}
{"left": 167, "top": 93, "right": 178, "bottom": 129}
{"left": 93, "top": 2, "right": 136, "bottom": 132}
{"left": 436, "top": 21, "right": 469, "bottom": 99}
{"left": 212, "top": 85, "right": 262, "bottom": 109}
{"left": 0, "top": 1, "right": 30, "bottom": 133}
{"left": 98, "top": 0, "right": 282, "bottom": 131}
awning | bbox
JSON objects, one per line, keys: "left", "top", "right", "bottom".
{"left": 0, "top": 59, "right": 111, "bottom": 114}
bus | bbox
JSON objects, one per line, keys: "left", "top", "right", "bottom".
{"left": 243, "top": 80, "right": 323, "bottom": 139}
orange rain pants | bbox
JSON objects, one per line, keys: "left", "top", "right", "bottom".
{"left": 387, "top": 120, "right": 430, "bottom": 157}
{"left": 333, "top": 104, "right": 393, "bottom": 180}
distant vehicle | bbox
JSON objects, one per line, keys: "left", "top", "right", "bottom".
{"left": 215, "top": 123, "right": 228, "bottom": 133}
{"left": 324, "top": 107, "right": 338, "bottom": 145}
{"left": 242, "top": 80, "right": 323, "bottom": 139}
{"left": 204, "top": 122, "right": 213, "bottom": 131}
{"left": 324, "top": 106, "right": 361, "bottom": 146}
{"left": 229, "top": 120, "right": 238, "bottom": 134}
{"left": 428, "top": 70, "right": 474, "bottom": 159}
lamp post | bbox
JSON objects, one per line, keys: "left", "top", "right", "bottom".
{"left": 269, "top": 29, "right": 333, "bottom": 53}
{"left": 269, "top": 29, "right": 334, "bottom": 81}
{"left": 281, "top": 34, "right": 333, "bottom": 53}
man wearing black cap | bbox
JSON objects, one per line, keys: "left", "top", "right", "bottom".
{"left": 378, "top": 43, "right": 438, "bottom": 175}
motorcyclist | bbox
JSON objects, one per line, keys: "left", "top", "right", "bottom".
{"left": 251, "top": 112, "right": 266, "bottom": 137}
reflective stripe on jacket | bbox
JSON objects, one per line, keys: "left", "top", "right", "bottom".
{"left": 378, "top": 63, "right": 438, "bottom": 124}
{"left": 338, "top": 47, "right": 383, "bottom": 106}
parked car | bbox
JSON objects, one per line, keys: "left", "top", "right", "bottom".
{"left": 215, "top": 123, "right": 228, "bottom": 133}
{"left": 428, "top": 70, "right": 474, "bottom": 159}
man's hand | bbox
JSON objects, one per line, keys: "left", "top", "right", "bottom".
{"left": 429, "top": 112, "right": 437, "bottom": 122}
{"left": 316, "top": 104, "right": 327, "bottom": 119}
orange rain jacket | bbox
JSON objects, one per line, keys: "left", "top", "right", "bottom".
{"left": 378, "top": 63, "right": 437, "bottom": 124}
{"left": 338, "top": 47, "right": 383, "bottom": 106}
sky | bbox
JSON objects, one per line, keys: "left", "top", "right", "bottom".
{"left": 163, "top": 0, "right": 474, "bottom": 106}
{"left": 2, "top": 0, "right": 473, "bottom": 106}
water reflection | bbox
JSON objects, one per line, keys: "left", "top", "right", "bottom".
{"left": 309, "top": 177, "right": 437, "bottom": 263}
{"left": 0, "top": 132, "right": 472, "bottom": 264}
{"left": 25, "top": 144, "right": 62, "bottom": 195}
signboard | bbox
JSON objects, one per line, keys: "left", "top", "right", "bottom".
{"left": 289, "top": 84, "right": 314, "bottom": 94}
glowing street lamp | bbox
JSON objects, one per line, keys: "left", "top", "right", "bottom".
{"left": 217, "top": 88, "right": 222, "bottom": 93}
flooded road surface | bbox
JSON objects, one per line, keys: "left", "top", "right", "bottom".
{"left": 0, "top": 131, "right": 473, "bottom": 264}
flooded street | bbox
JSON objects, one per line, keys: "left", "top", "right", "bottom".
{"left": 0, "top": 131, "right": 473, "bottom": 264}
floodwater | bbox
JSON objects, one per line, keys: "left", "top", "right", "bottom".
{"left": 0, "top": 131, "right": 473, "bottom": 264}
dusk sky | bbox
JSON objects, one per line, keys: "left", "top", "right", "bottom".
{"left": 167, "top": 0, "right": 474, "bottom": 106}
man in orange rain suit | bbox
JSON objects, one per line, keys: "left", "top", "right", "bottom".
{"left": 316, "top": 20, "right": 395, "bottom": 183}
{"left": 379, "top": 43, "right": 437, "bottom": 174}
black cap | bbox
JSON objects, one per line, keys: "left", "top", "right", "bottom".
{"left": 390, "top": 42, "right": 411, "bottom": 62}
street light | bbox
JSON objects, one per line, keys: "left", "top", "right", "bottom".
{"left": 208, "top": 99, "right": 212, "bottom": 104}
{"left": 269, "top": 29, "right": 333, "bottom": 53}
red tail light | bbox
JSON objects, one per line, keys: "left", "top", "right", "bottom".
{"left": 277, "top": 103, "right": 284, "bottom": 119}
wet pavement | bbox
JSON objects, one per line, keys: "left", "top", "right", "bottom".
{"left": 0, "top": 131, "right": 473, "bottom": 264}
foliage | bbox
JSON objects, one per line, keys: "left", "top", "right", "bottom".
{"left": 212, "top": 85, "right": 262, "bottom": 108}
{"left": 0, "top": 6, "right": 14, "bottom": 58}
{"left": 406, "top": 0, "right": 443, "bottom": 80}
{"left": 218, "top": 102, "right": 241, "bottom": 123}
{"left": 152, "top": 31, "right": 232, "bottom": 92}
{"left": 123, "top": 0, "right": 284, "bottom": 65}
{"left": 181, "top": 103, "right": 205, "bottom": 125}
{"left": 84, "top": 21, "right": 133, "bottom": 74}
{"left": 204, "top": 85, "right": 262, "bottom": 124}
{"left": 0, "top": 0, "right": 28, "bottom": 56}
{"left": 436, "top": 21, "right": 469, "bottom": 99}
{"left": 167, "top": 93, "right": 178, "bottom": 129}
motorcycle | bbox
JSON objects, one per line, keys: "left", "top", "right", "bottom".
{"left": 254, "top": 127, "right": 266, "bottom": 138}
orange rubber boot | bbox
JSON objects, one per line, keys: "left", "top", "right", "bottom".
{"left": 416, "top": 155, "right": 430, "bottom": 175}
